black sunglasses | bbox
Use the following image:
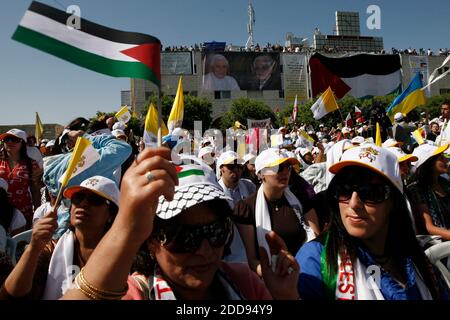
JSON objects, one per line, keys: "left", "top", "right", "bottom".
{"left": 334, "top": 183, "right": 391, "bottom": 205}
{"left": 155, "top": 218, "right": 232, "bottom": 254}
{"left": 3, "top": 136, "right": 22, "bottom": 143}
{"left": 71, "top": 191, "right": 109, "bottom": 206}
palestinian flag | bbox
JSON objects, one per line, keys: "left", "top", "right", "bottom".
{"left": 310, "top": 53, "right": 402, "bottom": 100}
{"left": 12, "top": 1, "right": 161, "bottom": 86}
{"left": 176, "top": 165, "right": 205, "bottom": 179}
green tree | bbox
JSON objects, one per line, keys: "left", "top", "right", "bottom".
{"left": 220, "top": 98, "right": 277, "bottom": 131}
{"left": 143, "top": 94, "right": 212, "bottom": 131}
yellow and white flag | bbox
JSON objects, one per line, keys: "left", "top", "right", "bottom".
{"left": 35, "top": 112, "right": 44, "bottom": 142}
{"left": 143, "top": 103, "right": 169, "bottom": 147}
{"left": 167, "top": 77, "right": 184, "bottom": 132}
{"left": 115, "top": 106, "right": 131, "bottom": 124}
{"left": 58, "top": 137, "right": 100, "bottom": 187}
{"left": 310, "top": 87, "right": 339, "bottom": 120}
{"left": 412, "top": 127, "right": 426, "bottom": 145}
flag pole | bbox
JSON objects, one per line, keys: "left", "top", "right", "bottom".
{"left": 157, "top": 86, "right": 162, "bottom": 147}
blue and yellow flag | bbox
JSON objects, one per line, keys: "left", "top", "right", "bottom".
{"left": 387, "top": 73, "right": 426, "bottom": 123}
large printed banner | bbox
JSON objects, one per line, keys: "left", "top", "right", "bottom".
{"left": 282, "top": 53, "right": 309, "bottom": 102}
{"left": 202, "top": 52, "right": 281, "bottom": 91}
{"left": 408, "top": 55, "right": 430, "bottom": 96}
{"left": 161, "top": 52, "right": 193, "bottom": 75}
{"left": 247, "top": 118, "right": 272, "bottom": 129}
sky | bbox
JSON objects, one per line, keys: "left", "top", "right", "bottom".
{"left": 0, "top": 0, "right": 449, "bottom": 125}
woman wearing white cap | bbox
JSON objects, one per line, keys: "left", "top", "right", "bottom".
{"left": 234, "top": 148, "right": 317, "bottom": 276}
{"left": 1, "top": 176, "right": 120, "bottom": 300}
{"left": 60, "top": 149, "right": 300, "bottom": 300}
{"left": 408, "top": 144, "right": 450, "bottom": 240}
{"left": 296, "top": 145, "right": 447, "bottom": 300}
{"left": 0, "top": 129, "right": 42, "bottom": 228}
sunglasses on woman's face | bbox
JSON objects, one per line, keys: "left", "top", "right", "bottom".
{"left": 334, "top": 183, "right": 391, "bottom": 205}
{"left": 155, "top": 218, "right": 232, "bottom": 254}
{"left": 71, "top": 191, "right": 109, "bottom": 206}
{"left": 3, "top": 136, "right": 22, "bottom": 143}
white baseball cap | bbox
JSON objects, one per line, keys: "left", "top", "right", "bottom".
{"left": 45, "top": 140, "right": 56, "bottom": 148}
{"left": 0, "top": 178, "right": 8, "bottom": 192}
{"left": 382, "top": 138, "right": 402, "bottom": 148}
{"left": 341, "top": 127, "right": 351, "bottom": 134}
{"left": 299, "top": 147, "right": 312, "bottom": 158}
{"left": 329, "top": 144, "right": 403, "bottom": 193}
{"left": 112, "top": 129, "right": 127, "bottom": 139}
{"left": 217, "top": 150, "right": 240, "bottom": 168}
{"left": 351, "top": 136, "right": 365, "bottom": 145}
{"left": 387, "top": 147, "right": 418, "bottom": 163}
{"left": 255, "top": 148, "right": 299, "bottom": 174}
{"left": 394, "top": 112, "right": 404, "bottom": 121}
{"left": 243, "top": 153, "right": 256, "bottom": 164}
{"left": 412, "top": 143, "right": 449, "bottom": 169}
{"left": 0, "top": 129, "right": 27, "bottom": 143}
{"left": 157, "top": 157, "right": 232, "bottom": 220}
{"left": 112, "top": 122, "right": 126, "bottom": 131}
{"left": 64, "top": 175, "right": 120, "bottom": 207}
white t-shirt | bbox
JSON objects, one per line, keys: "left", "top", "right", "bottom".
{"left": 202, "top": 73, "right": 240, "bottom": 91}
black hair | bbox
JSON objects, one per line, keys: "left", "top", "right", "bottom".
{"left": 323, "top": 166, "right": 441, "bottom": 299}
{"left": 0, "top": 189, "right": 14, "bottom": 231}
{"left": 67, "top": 117, "right": 90, "bottom": 131}
{"left": 131, "top": 199, "right": 233, "bottom": 277}
{"left": 414, "top": 154, "right": 441, "bottom": 186}
{"left": 87, "top": 118, "right": 109, "bottom": 134}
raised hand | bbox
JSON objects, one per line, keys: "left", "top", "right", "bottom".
{"left": 259, "top": 231, "right": 301, "bottom": 300}
{"left": 117, "top": 147, "right": 178, "bottom": 245}
{"left": 29, "top": 208, "right": 58, "bottom": 253}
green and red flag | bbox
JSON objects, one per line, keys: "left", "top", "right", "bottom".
{"left": 12, "top": 1, "right": 161, "bottom": 86}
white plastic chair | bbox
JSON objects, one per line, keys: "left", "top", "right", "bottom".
{"left": 425, "top": 241, "right": 450, "bottom": 290}
{"left": 5, "top": 229, "right": 32, "bottom": 265}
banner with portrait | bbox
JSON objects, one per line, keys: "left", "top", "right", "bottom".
{"left": 202, "top": 52, "right": 282, "bottom": 91}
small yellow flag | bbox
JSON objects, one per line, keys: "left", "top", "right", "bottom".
{"left": 168, "top": 77, "right": 184, "bottom": 132}
{"left": 412, "top": 128, "right": 425, "bottom": 145}
{"left": 375, "top": 122, "right": 382, "bottom": 147}
{"left": 60, "top": 137, "right": 97, "bottom": 188}
{"left": 145, "top": 103, "right": 168, "bottom": 137}
{"left": 35, "top": 112, "right": 44, "bottom": 142}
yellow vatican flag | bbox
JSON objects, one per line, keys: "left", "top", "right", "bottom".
{"left": 167, "top": 77, "right": 184, "bottom": 132}
{"left": 35, "top": 112, "right": 44, "bottom": 142}
{"left": 59, "top": 137, "right": 100, "bottom": 188}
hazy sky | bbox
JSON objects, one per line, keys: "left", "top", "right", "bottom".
{"left": 1, "top": 0, "right": 449, "bottom": 125}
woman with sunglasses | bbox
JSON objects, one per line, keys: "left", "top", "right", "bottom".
{"left": 61, "top": 148, "right": 300, "bottom": 300}
{"left": 0, "top": 129, "right": 42, "bottom": 228}
{"left": 408, "top": 144, "right": 450, "bottom": 240}
{"left": 296, "top": 145, "right": 448, "bottom": 300}
{"left": 234, "top": 148, "right": 318, "bottom": 276}
{"left": 0, "top": 176, "right": 119, "bottom": 300}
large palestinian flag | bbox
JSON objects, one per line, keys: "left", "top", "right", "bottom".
{"left": 310, "top": 53, "right": 402, "bottom": 100}
{"left": 12, "top": 1, "right": 161, "bottom": 86}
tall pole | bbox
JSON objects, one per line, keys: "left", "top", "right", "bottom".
{"left": 157, "top": 86, "right": 162, "bottom": 147}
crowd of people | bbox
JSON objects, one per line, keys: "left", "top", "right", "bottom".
{"left": 0, "top": 100, "right": 449, "bottom": 301}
